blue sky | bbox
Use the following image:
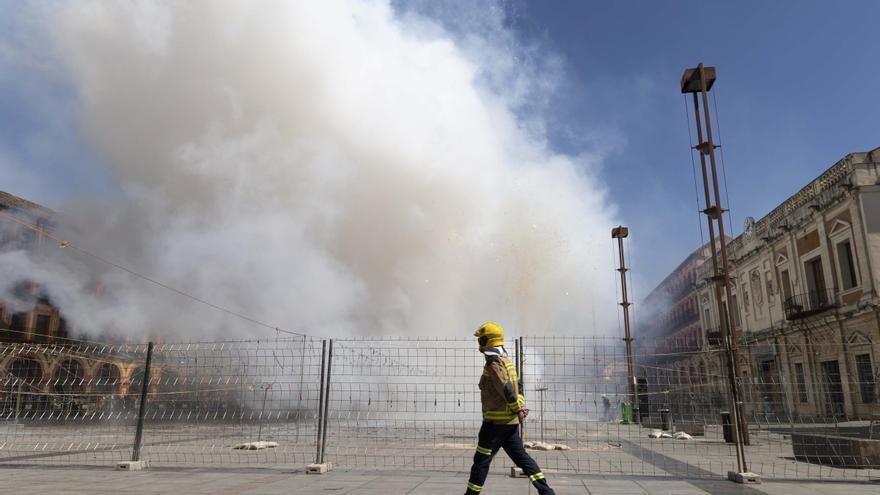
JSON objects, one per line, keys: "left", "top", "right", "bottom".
{"left": 506, "top": 0, "right": 880, "bottom": 293}
{"left": 2, "top": 0, "right": 879, "bottom": 295}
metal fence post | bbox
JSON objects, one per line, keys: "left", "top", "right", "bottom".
{"left": 299, "top": 335, "right": 306, "bottom": 402}
{"left": 519, "top": 337, "right": 526, "bottom": 400}
{"left": 319, "top": 339, "right": 333, "bottom": 464}
{"left": 257, "top": 383, "right": 272, "bottom": 442}
{"left": 517, "top": 337, "right": 526, "bottom": 440}
{"left": 314, "top": 340, "right": 327, "bottom": 464}
{"left": 131, "top": 341, "right": 154, "bottom": 462}
{"left": 15, "top": 380, "right": 23, "bottom": 423}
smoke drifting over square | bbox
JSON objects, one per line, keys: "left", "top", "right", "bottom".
{"left": 2, "top": 1, "right": 619, "bottom": 340}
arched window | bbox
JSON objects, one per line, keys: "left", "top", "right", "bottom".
{"left": 4, "top": 358, "right": 45, "bottom": 415}
{"left": 96, "top": 363, "right": 121, "bottom": 394}
{"left": 54, "top": 359, "right": 85, "bottom": 394}
{"left": 6, "top": 358, "right": 43, "bottom": 387}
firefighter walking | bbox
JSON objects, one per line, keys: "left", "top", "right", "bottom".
{"left": 464, "top": 322, "right": 556, "bottom": 495}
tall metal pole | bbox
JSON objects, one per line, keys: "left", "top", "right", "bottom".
{"left": 318, "top": 339, "right": 333, "bottom": 464}
{"left": 681, "top": 64, "right": 749, "bottom": 474}
{"left": 698, "top": 64, "right": 750, "bottom": 450}
{"left": 515, "top": 338, "right": 522, "bottom": 439}
{"left": 612, "top": 226, "right": 638, "bottom": 423}
{"left": 517, "top": 337, "right": 527, "bottom": 442}
{"left": 131, "top": 341, "right": 154, "bottom": 462}
{"left": 314, "top": 340, "right": 327, "bottom": 464}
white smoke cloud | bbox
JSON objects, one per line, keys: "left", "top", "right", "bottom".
{"left": 3, "top": 0, "right": 620, "bottom": 340}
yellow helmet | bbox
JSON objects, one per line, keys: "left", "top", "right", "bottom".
{"left": 474, "top": 322, "right": 505, "bottom": 350}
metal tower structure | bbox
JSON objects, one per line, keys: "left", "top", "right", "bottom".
{"left": 681, "top": 64, "right": 751, "bottom": 476}
{"left": 612, "top": 225, "right": 638, "bottom": 423}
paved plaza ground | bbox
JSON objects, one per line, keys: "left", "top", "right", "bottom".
{"left": 3, "top": 422, "right": 879, "bottom": 481}
{"left": 4, "top": 420, "right": 880, "bottom": 494}
{"left": 2, "top": 465, "right": 879, "bottom": 495}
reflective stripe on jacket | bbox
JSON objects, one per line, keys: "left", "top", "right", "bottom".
{"left": 479, "top": 355, "right": 526, "bottom": 425}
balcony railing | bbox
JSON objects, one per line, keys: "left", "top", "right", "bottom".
{"left": 783, "top": 288, "right": 838, "bottom": 320}
{"left": 705, "top": 328, "right": 722, "bottom": 347}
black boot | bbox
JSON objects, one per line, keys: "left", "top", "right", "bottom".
{"left": 533, "top": 478, "right": 556, "bottom": 495}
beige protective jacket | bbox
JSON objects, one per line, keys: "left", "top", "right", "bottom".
{"left": 479, "top": 354, "right": 525, "bottom": 425}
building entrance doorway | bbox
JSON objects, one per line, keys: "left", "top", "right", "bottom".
{"left": 636, "top": 377, "right": 649, "bottom": 422}
{"left": 820, "top": 360, "right": 845, "bottom": 419}
{"left": 757, "top": 359, "right": 785, "bottom": 421}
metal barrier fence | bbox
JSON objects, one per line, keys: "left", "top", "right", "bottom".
{"left": 0, "top": 338, "right": 323, "bottom": 467}
{"left": 1, "top": 336, "right": 878, "bottom": 481}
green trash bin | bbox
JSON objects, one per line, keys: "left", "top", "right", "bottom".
{"left": 621, "top": 401, "right": 633, "bottom": 424}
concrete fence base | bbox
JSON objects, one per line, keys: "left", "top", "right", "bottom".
{"left": 791, "top": 433, "right": 880, "bottom": 468}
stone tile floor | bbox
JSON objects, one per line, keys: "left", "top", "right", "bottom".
{"left": 3, "top": 465, "right": 878, "bottom": 495}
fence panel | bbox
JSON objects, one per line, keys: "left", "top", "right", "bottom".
{"left": 0, "top": 338, "right": 324, "bottom": 467}
{"left": 1, "top": 342, "right": 148, "bottom": 466}
{"left": 634, "top": 337, "right": 880, "bottom": 481}
{"left": 2, "top": 335, "right": 878, "bottom": 481}
{"left": 322, "top": 338, "right": 485, "bottom": 471}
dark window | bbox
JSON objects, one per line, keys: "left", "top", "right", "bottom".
{"left": 34, "top": 314, "right": 50, "bottom": 342}
{"left": 855, "top": 354, "right": 875, "bottom": 404}
{"left": 9, "top": 358, "right": 42, "bottom": 385}
{"left": 10, "top": 312, "right": 27, "bottom": 333}
{"left": 794, "top": 362, "right": 808, "bottom": 403}
{"left": 837, "top": 241, "right": 858, "bottom": 290}
{"left": 805, "top": 257, "right": 826, "bottom": 293}
{"left": 35, "top": 314, "right": 49, "bottom": 331}
{"left": 780, "top": 269, "right": 792, "bottom": 302}
{"left": 96, "top": 363, "right": 121, "bottom": 394}
{"left": 56, "top": 318, "right": 69, "bottom": 339}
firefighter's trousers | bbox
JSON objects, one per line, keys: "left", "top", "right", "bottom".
{"left": 464, "top": 422, "right": 555, "bottom": 495}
